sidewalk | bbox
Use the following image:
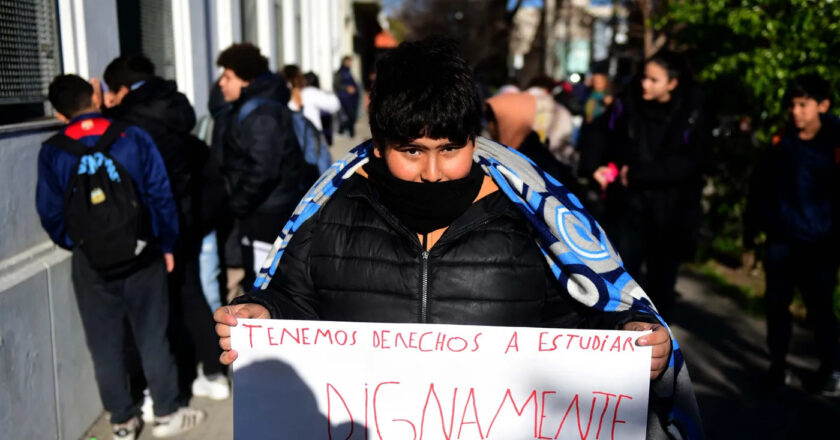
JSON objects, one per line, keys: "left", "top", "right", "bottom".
{"left": 83, "top": 396, "right": 231, "bottom": 440}
{"left": 671, "top": 270, "right": 840, "bottom": 439}
{"left": 329, "top": 112, "right": 372, "bottom": 159}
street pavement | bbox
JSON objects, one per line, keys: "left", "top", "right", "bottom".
{"left": 671, "top": 271, "right": 840, "bottom": 439}
{"left": 83, "top": 116, "right": 840, "bottom": 439}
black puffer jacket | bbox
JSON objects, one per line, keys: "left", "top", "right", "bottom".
{"left": 223, "top": 73, "right": 308, "bottom": 217}
{"left": 104, "top": 76, "right": 198, "bottom": 199}
{"left": 236, "top": 173, "right": 637, "bottom": 329}
{"left": 582, "top": 87, "right": 707, "bottom": 258}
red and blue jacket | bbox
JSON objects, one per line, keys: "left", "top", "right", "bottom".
{"left": 36, "top": 112, "right": 179, "bottom": 253}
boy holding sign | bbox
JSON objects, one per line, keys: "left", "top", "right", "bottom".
{"left": 215, "top": 38, "right": 702, "bottom": 439}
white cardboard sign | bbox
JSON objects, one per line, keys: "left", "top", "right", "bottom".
{"left": 231, "top": 319, "right": 650, "bottom": 440}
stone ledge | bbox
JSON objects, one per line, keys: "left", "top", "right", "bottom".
{"left": 0, "top": 242, "right": 70, "bottom": 292}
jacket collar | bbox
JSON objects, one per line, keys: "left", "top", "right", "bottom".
{"left": 68, "top": 112, "right": 103, "bottom": 124}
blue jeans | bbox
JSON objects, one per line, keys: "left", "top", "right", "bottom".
{"left": 198, "top": 231, "right": 222, "bottom": 312}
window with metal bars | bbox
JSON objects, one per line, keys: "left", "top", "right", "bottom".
{"left": 0, "top": 0, "right": 61, "bottom": 126}
{"left": 116, "top": 0, "right": 175, "bottom": 81}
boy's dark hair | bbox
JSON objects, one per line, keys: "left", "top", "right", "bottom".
{"left": 48, "top": 74, "right": 94, "bottom": 118}
{"left": 103, "top": 54, "right": 155, "bottom": 91}
{"left": 785, "top": 73, "right": 831, "bottom": 105}
{"left": 281, "top": 64, "right": 304, "bottom": 89}
{"left": 303, "top": 71, "right": 320, "bottom": 89}
{"left": 646, "top": 50, "right": 688, "bottom": 82}
{"left": 591, "top": 60, "right": 610, "bottom": 75}
{"left": 369, "top": 37, "right": 481, "bottom": 149}
{"left": 217, "top": 43, "right": 269, "bottom": 81}
{"left": 526, "top": 75, "right": 556, "bottom": 92}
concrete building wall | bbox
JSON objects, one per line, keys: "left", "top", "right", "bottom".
{"left": 0, "top": 130, "right": 100, "bottom": 439}
{"left": 0, "top": 0, "right": 120, "bottom": 437}
{"left": 0, "top": 132, "right": 51, "bottom": 261}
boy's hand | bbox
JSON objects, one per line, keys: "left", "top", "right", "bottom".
{"left": 623, "top": 321, "right": 672, "bottom": 380}
{"left": 164, "top": 253, "right": 175, "bottom": 273}
{"left": 215, "top": 304, "right": 271, "bottom": 365}
{"left": 89, "top": 77, "right": 103, "bottom": 109}
{"left": 593, "top": 166, "right": 611, "bottom": 190}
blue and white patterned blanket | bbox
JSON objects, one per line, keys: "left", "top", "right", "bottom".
{"left": 254, "top": 137, "right": 703, "bottom": 439}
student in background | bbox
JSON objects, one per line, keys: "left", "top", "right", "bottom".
{"left": 303, "top": 71, "right": 341, "bottom": 142}
{"left": 334, "top": 55, "right": 360, "bottom": 137}
{"left": 101, "top": 54, "right": 229, "bottom": 401}
{"left": 216, "top": 43, "right": 310, "bottom": 287}
{"left": 588, "top": 51, "right": 706, "bottom": 321}
{"left": 37, "top": 74, "right": 204, "bottom": 440}
{"left": 745, "top": 73, "right": 840, "bottom": 394}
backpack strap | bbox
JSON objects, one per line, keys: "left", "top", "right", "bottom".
{"left": 92, "top": 120, "right": 128, "bottom": 153}
{"left": 237, "top": 97, "right": 285, "bottom": 124}
{"left": 45, "top": 120, "right": 128, "bottom": 157}
{"left": 44, "top": 132, "right": 89, "bottom": 157}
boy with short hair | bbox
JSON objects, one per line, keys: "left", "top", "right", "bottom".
{"left": 215, "top": 43, "right": 310, "bottom": 286}
{"left": 745, "top": 73, "right": 840, "bottom": 394}
{"left": 36, "top": 74, "right": 205, "bottom": 439}
{"left": 102, "top": 53, "right": 230, "bottom": 402}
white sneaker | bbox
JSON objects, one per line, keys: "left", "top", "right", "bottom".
{"left": 151, "top": 407, "right": 206, "bottom": 438}
{"left": 113, "top": 416, "right": 141, "bottom": 440}
{"left": 192, "top": 372, "right": 231, "bottom": 400}
{"left": 140, "top": 388, "right": 154, "bottom": 423}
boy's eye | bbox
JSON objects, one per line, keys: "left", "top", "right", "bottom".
{"left": 402, "top": 148, "right": 420, "bottom": 156}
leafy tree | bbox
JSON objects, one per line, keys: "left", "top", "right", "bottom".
{"left": 659, "top": 0, "right": 840, "bottom": 140}
{"left": 656, "top": 0, "right": 840, "bottom": 262}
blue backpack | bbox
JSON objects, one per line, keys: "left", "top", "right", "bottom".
{"left": 237, "top": 97, "right": 333, "bottom": 174}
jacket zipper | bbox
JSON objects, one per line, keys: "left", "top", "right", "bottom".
{"left": 421, "top": 249, "right": 430, "bottom": 323}
{"left": 420, "top": 234, "right": 430, "bottom": 323}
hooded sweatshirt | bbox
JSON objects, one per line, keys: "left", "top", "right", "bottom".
{"left": 104, "top": 77, "right": 198, "bottom": 199}
{"left": 485, "top": 92, "right": 536, "bottom": 149}
{"left": 486, "top": 92, "right": 576, "bottom": 188}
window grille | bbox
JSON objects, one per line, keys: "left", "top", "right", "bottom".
{"left": 0, "top": 0, "right": 60, "bottom": 105}
{"left": 139, "top": 0, "right": 175, "bottom": 80}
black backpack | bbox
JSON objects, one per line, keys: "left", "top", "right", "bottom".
{"left": 45, "top": 121, "right": 151, "bottom": 276}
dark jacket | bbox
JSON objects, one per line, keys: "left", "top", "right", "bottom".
{"left": 745, "top": 114, "right": 840, "bottom": 245}
{"left": 333, "top": 65, "right": 359, "bottom": 108}
{"left": 36, "top": 113, "right": 179, "bottom": 253}
{"left": 192, "top": 82, "right": 232, "bottom": 235}
{"left": 223, "top": 73, "right": 308, "bottom": 218}
{"left": 103, "top": 77, "right": 198, "bottom": 199}
{"left": 583, "top": 87, "right": 707, "bottom": 257}
{"left": 235, "top": 173, "right": 638, "bottom": 329}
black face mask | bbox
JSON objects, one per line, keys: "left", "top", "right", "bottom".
{"left": 363, "top": 156, "right": 485, "bottom": 234}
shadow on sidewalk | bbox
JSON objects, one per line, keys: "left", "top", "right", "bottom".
{"left": 671, "top": 271, "right": 840, "bottom": 439}
{"left": 235, "top": 359, "right": 367, "bottom": 439}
